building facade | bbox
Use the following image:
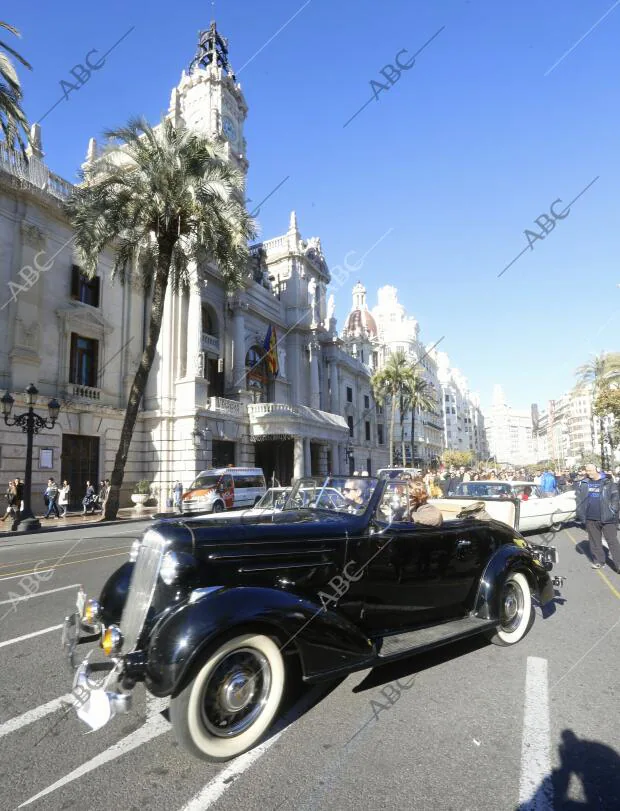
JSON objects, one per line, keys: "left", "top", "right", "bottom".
{"left": 485, "top": 385, "right": 535, "bottom": 466}
{"left": 0, "top": 24, "right": 389, "bottom": 511}
{"left": 435, "top": 352, "right": 488, "bottom": 461}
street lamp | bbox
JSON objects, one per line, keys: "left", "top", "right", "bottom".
{"left": 2, "top": 384, "right": 60, "bottom": 531}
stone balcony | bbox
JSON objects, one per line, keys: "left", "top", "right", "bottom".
{"left": 248, "top": 402, "right": 348, "bottom": 441}
{"left": 208, "top": 396, "right": 244, "bottom": 417}
{"left": 67, "top": 383, "right": 102, "bottom": 402}
{"left": 201, "top": 332, "right": 220, "bottom": 354}
{"left": 0, "top": 143, "right": 73, "bottom": 201}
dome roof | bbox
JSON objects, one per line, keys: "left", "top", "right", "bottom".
{"left": 344, "top": 307, "right": 378, "bottom": 338}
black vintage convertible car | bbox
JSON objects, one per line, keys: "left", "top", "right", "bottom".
{"left": 62, "top": 475, "right": 561, "bottom": 761}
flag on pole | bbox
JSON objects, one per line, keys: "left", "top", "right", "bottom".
{"left": 263, "top": 324, "right": 279, "bottom": 377}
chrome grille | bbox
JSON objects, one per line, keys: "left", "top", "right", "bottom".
{"left": 120, "top": 532, "right": 166, "bottom": 651}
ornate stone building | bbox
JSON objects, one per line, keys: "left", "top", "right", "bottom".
{"left": 0, "top": 24, "right": 388, "bottom": 511}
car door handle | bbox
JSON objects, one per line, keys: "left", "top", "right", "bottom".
{"left": 457, "top": 538, "right": 471, "bottom": 548}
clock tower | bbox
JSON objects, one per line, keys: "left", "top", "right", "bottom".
{"left": 169, "top": 22, "right": 249, "bottom": 177}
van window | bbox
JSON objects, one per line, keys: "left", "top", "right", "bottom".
{"left": 189, "top": 474, "right": 221, "bottom": 490}
{"left": 235, "top": 474, "right": 264, "bottom": 488}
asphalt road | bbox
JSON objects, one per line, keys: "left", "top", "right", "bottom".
{"left": 0, "top": 521, "right": 619, "bottom": 811}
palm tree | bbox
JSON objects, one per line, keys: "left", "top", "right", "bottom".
{"left": 405, "top": 373, "right": 436, "bottom": 468}
{"left": 575, "top": 351, "right": 620, "bottom": 468}
{"left": 66, "top": 117, "right": 255, "bottom": 519}
{"left": 371, "top": 351, "right": 413, "bottom": 467}
{"left": 0, "top": 21, "right": 31, "bottom": 151}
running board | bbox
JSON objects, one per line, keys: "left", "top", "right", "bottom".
{"left": 377, "top": 615, "right": 496, "bottom": 659}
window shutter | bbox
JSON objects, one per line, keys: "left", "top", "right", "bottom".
{"left": 69, "top": 333, "right": 77, "bottom": 383}
{"left": 93, "top": 276, "right": 101, "bottom": 308}
{"left": 71, "top": 265, "right": 80, "bottom": 299}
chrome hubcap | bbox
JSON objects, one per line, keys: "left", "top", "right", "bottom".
{"left": 501, "top": 582, "right": 524, "bottom": 633}
{"left": 201, "top": 648, "right": 271, "bottom": 738}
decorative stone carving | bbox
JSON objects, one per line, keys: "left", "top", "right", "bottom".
{"left": 308, "top": 277, "right": 320, "bottom": 326}
{"left": 15, "top": 318, "right": 40, "bottom": 350}
{"left": 20, "top": 222, "right": 46, "bottom": 248}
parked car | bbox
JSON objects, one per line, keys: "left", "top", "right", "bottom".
{"left": 451, "top": 480, "right": 576, "bottom": 533}
{"left": 62, "top": 475, "right": 561, "bottom": 762}
{"left": 181, "top": 467, "right": 266, "bottom": 514}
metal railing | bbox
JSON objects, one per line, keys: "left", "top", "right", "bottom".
{"left": 0, "top": 143, "right": 73, "bottom": 201}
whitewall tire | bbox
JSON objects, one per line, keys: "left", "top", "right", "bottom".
{"left": 488, "top": 572, "right": 534, "bottom": 647}
{"left": 169, "top": 632, "right": 286, "bottom": 761}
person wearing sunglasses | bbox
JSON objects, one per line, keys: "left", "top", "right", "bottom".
{"left": 342, "top": 480, "right": 368, "bottom": 513}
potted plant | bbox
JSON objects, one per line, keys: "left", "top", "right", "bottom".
{"left": 131, "top": 480, "right": 152, "bottom": 509}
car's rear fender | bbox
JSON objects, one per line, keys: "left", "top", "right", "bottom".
{"left": 144, "top": 587, "right": 375, "bottom": 696}
{"left": 474, "top": 544, "right": 553, "bottom": 619}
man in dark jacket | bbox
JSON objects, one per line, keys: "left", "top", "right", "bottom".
{"left": 576, "top": 464, "right": 620, "bottom": 571}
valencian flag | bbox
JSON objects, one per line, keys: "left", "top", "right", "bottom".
{"left": 263, "top": 324, "right": 279, "bottom": 377}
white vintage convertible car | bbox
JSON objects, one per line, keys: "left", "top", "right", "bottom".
{"left": 452, "top": 480, "right": 576, "bottom": 533}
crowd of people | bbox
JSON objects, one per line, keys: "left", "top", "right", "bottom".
{"left": 2, "top": 478, "right": 112, "bottom": 527}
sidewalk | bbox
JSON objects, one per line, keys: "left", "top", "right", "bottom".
{"left": 0, "top": 506, "right": 162, "bottom": 538}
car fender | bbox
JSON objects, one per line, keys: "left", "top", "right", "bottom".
{"left": 144, "top": 586, "right": 375, "bottom": 696}
{"left": 99, "top": 562, "right": 134, "bottom": 626}
{"left": 473, "top": 544, "right": 553, "bottom": 619}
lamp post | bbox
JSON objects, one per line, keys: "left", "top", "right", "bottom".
{"left": 1, "top": 384, "right": 60, "bottom": 532}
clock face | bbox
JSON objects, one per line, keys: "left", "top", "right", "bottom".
{"left": 222, "top": 116, "right": 237, "bottom": 143}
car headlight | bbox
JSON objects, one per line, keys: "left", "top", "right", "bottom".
{"left": 101, "top": 625, "right": 123, "bottom": 656}
{"left": 160, "top": 551, "right": 180, "bottom": 586}
{"left": 129, "top": 539, "right": 142, "bottom": 562}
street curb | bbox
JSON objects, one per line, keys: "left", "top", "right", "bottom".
{"left": 0, "top": 513, "right": 157, "bottom": 545}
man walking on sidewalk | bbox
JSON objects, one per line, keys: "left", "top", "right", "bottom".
{"left": 43, "top": 478, "right": 60, "bottom": 519}
{"left": 576, "top": 464, "right": 620, "bottom": 571}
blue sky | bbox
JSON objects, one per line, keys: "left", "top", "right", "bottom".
{"left": 11, "top": 0, "right": 620, "bottom": 411}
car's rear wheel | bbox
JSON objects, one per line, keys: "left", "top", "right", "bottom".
{"left": 487, "top": 572, "right": 534, "bottom": 646}
{"left": 212, "top": 501, "right": 224, "bottom": 513}
{"left": 169, "top": 633, "right": 286, "bottom": 761}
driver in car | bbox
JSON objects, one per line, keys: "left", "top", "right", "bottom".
{"left": 343, "top": 479, "right": 370, "bottom": 513}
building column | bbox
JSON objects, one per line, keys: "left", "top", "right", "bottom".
{"left": 303, "top": 437, "right": 311, "bottom": 475}
{"left": 331, "top": 441, "right": 340, "bottom": 474}
{"left": 186, "top": 284, "right": 203, "bottom": 379}
{"left": 294, "top": 436, "right": 304, "bottom": 479}
{"left": 231, "top": 301, "right": 246, "bottom": 392}
{"left": 309, "top": 341, "right": 320, "bottom": 411}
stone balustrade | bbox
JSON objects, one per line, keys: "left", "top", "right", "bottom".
{"left": 208, "top": 396, "right": 244, "bottom": 416}
{"left": 0, "top": 144, "right": 73, "bottom": 201}
{"left": 201, "top": 332, "right": 220, "bottom": 353}
{"left": 70, "top": 384, "right": 101, "bottom": 401}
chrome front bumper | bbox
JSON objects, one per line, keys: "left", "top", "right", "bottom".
{"left": 61, "top": 589, "right": 133, "bottom": 731}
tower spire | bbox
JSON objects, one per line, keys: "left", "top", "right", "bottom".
{"left": 189, "top": 21, "right": 235, "bottom": 78}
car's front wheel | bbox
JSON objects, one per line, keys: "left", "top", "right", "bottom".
{"left": 212, "top": 500, "right": 224, "bottom": 513}
{"left": 487, "top": 571, "right": 534, "bottom": 646}
{"left": 169, "top": 633, "right": 286, "bottom": 761}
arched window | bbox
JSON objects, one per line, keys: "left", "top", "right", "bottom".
{"left": 246, "top": 345, "right": 268, "bottom": 402}
{"left": 202, "top": 305, "right": 218, "bottom": 336}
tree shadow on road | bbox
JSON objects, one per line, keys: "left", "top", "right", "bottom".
{"left": 516, "top": 729, "right": 620, "bottom": 810}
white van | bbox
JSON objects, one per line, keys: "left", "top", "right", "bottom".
{"left": 181, "top": 467, "right": 266, "bottom": 514}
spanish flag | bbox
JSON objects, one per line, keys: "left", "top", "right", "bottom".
{"left": 263, "top": 324, "right": 279, "bottom": 377}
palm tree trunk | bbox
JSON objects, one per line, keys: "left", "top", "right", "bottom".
{"left": 399, "top": 392, "right": 406, "bottom": 467}
{"left": 389, "top": 395, "right": 396, "bottom": 467}
{"left": 411, "top": 406, "right": 416, "bottom": 468}
{"left": 104, "top": 242, "right": 174, "bottom": 520}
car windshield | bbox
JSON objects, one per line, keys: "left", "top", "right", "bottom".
{"left": 255, "top": 488, "right": 290, "bottom": 508}
{"left": 283, "top": 476, "right": 378, "bottom": 515}
{"left": 188, "top": 475, "right": 221, "bottom": 490}
{"left": 453, "top": 482, "right": 513, "bottom": 498}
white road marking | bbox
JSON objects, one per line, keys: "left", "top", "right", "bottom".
{"left": 17, "top": 711, "right": 169, "bottom": 807}
{"left": 0, "top": 693, "right": 71, "bottom": 738}
{"left": 179, "top": 686, "right": 325, "bottom": 811}
{"left": 0, "top": 583, "right": 79, "bottom": 605}
{"left": 0, "top": 569, "right": 54, "bottom": 582}
{"left": 0, "top": 624, "right": 63, "bottom": 648}
{"left": 519, "top": 656, "right": 553, "bottom": 811}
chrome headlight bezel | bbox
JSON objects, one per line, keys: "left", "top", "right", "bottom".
{"left": 160, "top": 550, "right": 181, "bottom": 586}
